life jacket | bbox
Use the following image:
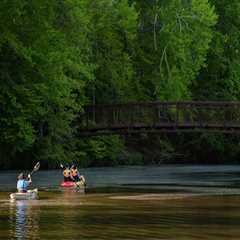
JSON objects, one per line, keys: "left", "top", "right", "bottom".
{"left": 63, "top": 169, "right": 70, "bottom": 177}
{"left": 17, "top": 179, "right": 29, "bottom": 192}
{"left": 71, "top": 169, "right": 78, "bottom": 177}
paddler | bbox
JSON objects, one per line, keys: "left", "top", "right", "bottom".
{"left": 17, "top": 173, "right": 32, "bottom": 193}
{"left": 70, "top": 165, "right": 80, "bottom": 181}
{"left": 71, "top": 165, "right": 86, "bottom": 184}
{"left": 63, "top": 166, "right": 72, "bottom": 182}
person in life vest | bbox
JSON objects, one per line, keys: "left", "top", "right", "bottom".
{"left": 63, "top": 166, "right": 72, "bottom": 182}
{"left": 70, "top": 165, "right": 80, "bottom": 181}
{"left": 71, "top": 165, "right": 85, "bottom": 184}
{"left": 17, "top": 173, "right": 32, "bottom": 193}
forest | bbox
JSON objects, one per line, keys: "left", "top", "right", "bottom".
{"left": 1, "top": 0, "right": 240, "bottom": 169}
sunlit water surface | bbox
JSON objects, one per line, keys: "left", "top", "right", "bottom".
{"left": 1, "top": 165, "right": 240, "bottom": 239}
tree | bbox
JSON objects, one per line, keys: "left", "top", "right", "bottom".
{"left": 133, "top": 0, "right": 217, "bottom": 101}
{"left": 194, "top": 0, "right": 240, "bottom": 100}
{"left": 84, "top": 0, "right": 138, "bottom": 104}
{"left": 0, "top": 0, "right": 93, "bottom": 167}
{"left": 190, "top": 0, "right": 240, "bottom": 163}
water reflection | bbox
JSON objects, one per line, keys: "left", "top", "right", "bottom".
{"left": 3, "top": 193, "right": 240, "bottom": 240}
{"left": 9, "top": 201, "right": 40, "bottom": 240}
{"left": 61, "top": 187, "right": 85, "bottom": 195}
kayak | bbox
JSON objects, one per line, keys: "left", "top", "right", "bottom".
{"left": 61, "top": 181, "right": 85, "bottom": 188}
{"left": 10, "top": 188, "right": 38, "bottom": 200}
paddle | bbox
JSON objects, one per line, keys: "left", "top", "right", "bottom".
{"left": 79, "top": 175, "right": 86, "bottom": 187}
{"left": 29, "top": 162, "right": 40, "bottom": 176}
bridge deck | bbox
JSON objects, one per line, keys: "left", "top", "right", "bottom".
{"left": 79, "top": 101, "right": 240, "bottom": 136}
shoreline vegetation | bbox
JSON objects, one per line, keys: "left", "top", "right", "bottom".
{"left": 1, "top": 1, "right": 240, "bottom": 169}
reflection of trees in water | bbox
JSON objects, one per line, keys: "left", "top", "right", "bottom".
{"left": 49, "top": 190, "right": 86, "bottom": 239}
{"left": 9, "top": 201, "right": 40, "bottom": 240}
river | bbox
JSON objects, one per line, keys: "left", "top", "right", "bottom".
{"left": 0, "top": 165, "right": 240, "bottom": 239}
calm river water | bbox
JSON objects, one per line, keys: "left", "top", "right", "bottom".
{"left": 1, "top": 165, "right": 240, "bottom": 239}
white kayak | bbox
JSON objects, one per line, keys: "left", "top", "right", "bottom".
{"left": 10, "top": 188, "right": 38, "bottom": 200}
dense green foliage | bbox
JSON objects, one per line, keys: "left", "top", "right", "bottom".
{"left": 0, "top": 0, "right": 239, "bottom": 168}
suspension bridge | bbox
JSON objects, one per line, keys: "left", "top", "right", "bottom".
{"left": 79, "top": 101, "right": 240, "bottom": 136}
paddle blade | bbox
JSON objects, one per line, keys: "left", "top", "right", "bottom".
{"left": 33, "top": 162, "right": 40, "bottom": 172}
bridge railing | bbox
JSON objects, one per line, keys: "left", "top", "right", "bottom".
{"left": 79, "top": 101, "right": 240, "bottom": 134}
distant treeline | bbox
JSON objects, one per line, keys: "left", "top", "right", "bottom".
{"left": 1, "top": 0, "right": 240, "bottom": 169}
